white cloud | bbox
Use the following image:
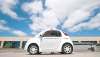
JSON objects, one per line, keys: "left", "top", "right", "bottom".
{"left": 12, "top": 30, "right": 27, "bottom": 36}
{"left": 21, "top": 0, "right": 43, "bottom": 14}
{"left": 42, "top": 10, "right": 59, "bottom": 28}
{"left": 21, "top": 0, "right": 100, "bottom": 34}
{"left": 62, "top": 2, "right": 100, "bottom": 32}
{"left": 0, "top": 20, "right": 6, "bottom": 25}
{"left": 0, "top": 23, "right": 26, "bottom": 35}
{"left": 0, "top": 25, "right": 27, "bottom": 36}
{"left": 0, "top": 20, "right": 11, "bottom": 31}
{"left": 69, "top": 13, "right": 100, "bottom": 32}
{"left": 62, "top": 9, "right": 90, "bottom": 28}
{"left": 0, "top": 0, "right": 24, "bottom": 19}
{"left": 87, "top": 14, "right": 100, "bottom": 29}
{"left": 29, "top": 10, "right": 60, "bottom": 34}
{"left": 0, "top": 25, "right": 11, "bottom": 31}
{"left": 21, "top": 0, "right": 60, "bottom": 34}
{"left": 46, "top": 0, "right": 99, "bottom": 18}
{"left": 1, "top": 8, "right": 19, "bottom": 19}
{"left": 0, "top": 19, "right": 27, "bottom": 36}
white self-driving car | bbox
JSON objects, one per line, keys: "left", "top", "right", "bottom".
{"left": 24, "top": 28, "right": 73, "bottom": 55}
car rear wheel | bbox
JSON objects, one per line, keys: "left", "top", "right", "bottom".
{"left": 62, "top": 43, "right": 73, "bottom": 54}
{"left": 28, "top": 44, "right": 39, "bottom": 55}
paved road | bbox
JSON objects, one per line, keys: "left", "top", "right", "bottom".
{"left": 0, "top": 48, "right": 100, "bottom": 57}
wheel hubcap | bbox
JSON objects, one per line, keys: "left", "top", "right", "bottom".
{"left": 64, "top": 45, "right": 71, "bottom": 53}
{"left": 30, "top": 46, "right": 38, "bottom": 54}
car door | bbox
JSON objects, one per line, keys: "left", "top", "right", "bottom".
{"left": 40, "top": 30, "right": 62, "bottom": 51}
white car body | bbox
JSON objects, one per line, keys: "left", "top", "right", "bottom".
{"left": 24, "top": 28, "right": 73, "bottom": 54}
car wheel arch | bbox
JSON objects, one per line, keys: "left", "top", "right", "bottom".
{"left": 27, "top": 43, "right": 39, "bottom": 52}
{"left": 62, "top": 42, "right": 73, "bottom": 49}
{"left": 61, "top": 42, "right": 73, "bottom": 53}
{"left": 62, "top": 42, "right": 73, "bottom": 46}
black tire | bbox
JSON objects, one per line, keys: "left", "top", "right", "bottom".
{"left": 28, "top": 44, "right": 39, "bottom": 55}
{"left": 62, "top": 43, "right": 73, "bottom": 54}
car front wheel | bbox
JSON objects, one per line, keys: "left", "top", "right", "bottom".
{"left": 62, "top": 43, "right": 73, "bottom": 54}
{"left": 28, "top": 44, "right": 39, "bottom": 55}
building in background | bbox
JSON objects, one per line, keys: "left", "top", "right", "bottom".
{"left": 0, "top": 36, "right": 100, "bottom": 48}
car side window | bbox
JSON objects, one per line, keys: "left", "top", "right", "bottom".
{"left": 42, "top": 30, "right": 61, "bottom": 37}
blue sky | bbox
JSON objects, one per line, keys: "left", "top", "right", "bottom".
{"left": 0, "top": 0, "right": 100, "bottom": 36}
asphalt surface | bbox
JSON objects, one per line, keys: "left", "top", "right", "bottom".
{"left": 0, "top": 48, "right": 100, "bottom": 57}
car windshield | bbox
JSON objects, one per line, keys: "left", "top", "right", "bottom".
{"left": 64, "top": 32, "right": 68, "bottom": 36}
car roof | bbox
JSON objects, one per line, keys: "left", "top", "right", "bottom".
{"left": 35, "top": 28, "right": 62, "bottom": 37}
{"left": 43, "top": 28, "right": 61, "bottom": 32}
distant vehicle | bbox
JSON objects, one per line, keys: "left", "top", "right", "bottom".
{"left": 24, "top": 28, "right": 73, "bottom": 55}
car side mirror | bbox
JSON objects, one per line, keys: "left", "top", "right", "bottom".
{"left": 40, "top": 35, "right": 43, "bottom": 37}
